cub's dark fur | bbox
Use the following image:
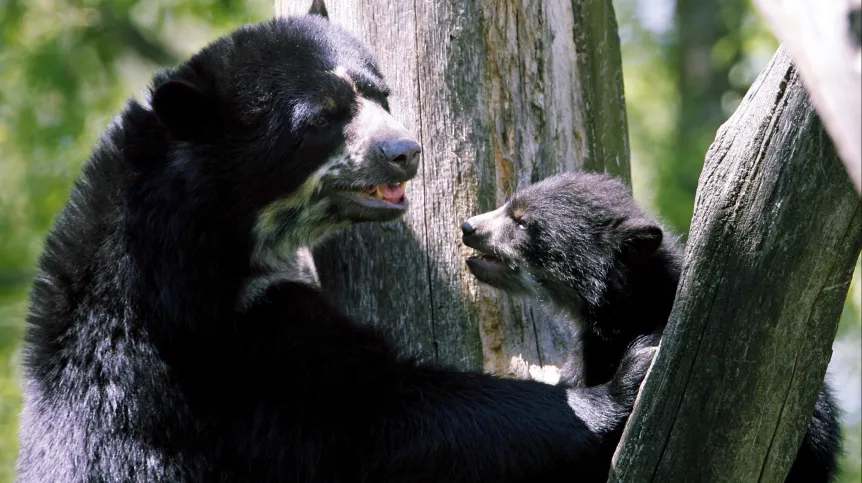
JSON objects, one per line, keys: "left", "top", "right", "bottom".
{"left": 462, "top": 172, "right": 841, "bottom": 483}
{"left": 17, "top": 4, "right": 656, "bottom": 482}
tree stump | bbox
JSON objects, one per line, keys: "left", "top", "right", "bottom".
{"left": 276, "top": 0, "right": 631, "bottom": 378}
{"left": 610, "top": 46, "right": 862, "bottom": 483}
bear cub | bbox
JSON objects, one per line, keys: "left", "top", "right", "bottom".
{"left": 462, "top": 172, "right": 841, "bottom": 483}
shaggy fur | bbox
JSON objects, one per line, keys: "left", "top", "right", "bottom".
{"left": 462, "top": 171, "right": 841, "bottom": 483}
{"left": 17, "top": 6, "right": 657, "bottom": 482}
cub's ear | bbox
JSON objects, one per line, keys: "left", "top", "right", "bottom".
{"left": 151, "top": 76, "right": 217, "bottom": 140}
{"left": 619, "top": 218, "right": 663, "bottom": 265}
{"left": 308, "top": 0, "right": 329, "bottom": 19}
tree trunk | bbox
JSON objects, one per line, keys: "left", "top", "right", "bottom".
{"left": 753, "top": 0, "right": 862, "bottom": 194}
{"left": 275, "top": 0, "right": 631, "bottom": 378}
{"left": 610, "top": 46, "right": 862, "bottom": 482}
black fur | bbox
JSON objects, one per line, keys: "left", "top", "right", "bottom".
{"left": 17, "top": 8, "right": 656, "bottom": 482}
{"left": 463, "top": 171, "right": 842, "bottom": 483}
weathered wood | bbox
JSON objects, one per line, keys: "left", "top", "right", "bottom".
{"left": 276, "top": 0, "right": 630, "bottom": 378}
{"left": 753, "top": 0, "right": 862, "bottom": 193}
{"left": 610, "top": 46, "right": 862, "bottom": 482}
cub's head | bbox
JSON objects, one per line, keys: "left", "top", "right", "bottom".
{"left": 147, "top": 1, "right": 419, "bottom": 261}
{"left": 461, "top": 172, "right": 665, "bottom": 315}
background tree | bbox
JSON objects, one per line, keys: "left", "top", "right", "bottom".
{"left": 660, "top": 0, "right": 747, "bottom": 231}
{"left": 616, "top": 0, "right": 862, "bottom": 477}
{"left": 611, "top": 46, "right": 861, "bottom": 482}
{"left": 753, "top": 0, "right": 862, "bottom": 193}
{"left": 278, "top": 0, "right": 631, "bottom": 378}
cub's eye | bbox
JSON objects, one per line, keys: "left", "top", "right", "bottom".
{"left": 509, "top": 204, "right": 526, "bottom": 228}
{"left": 510, "top": 215, "right": 527, "bottom": 229}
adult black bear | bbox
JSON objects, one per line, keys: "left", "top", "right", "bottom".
{"left": 17, "top": 3, "right": 657, "bottom": 482}
{"left": 461, "top": 171, "right": 841, "bottom": 482}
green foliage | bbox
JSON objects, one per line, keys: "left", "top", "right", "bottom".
{"left": 834, "top": 260, "right": 862, "bottom": 483}
{"left": 0, "top": 0, "right": 269, "bottom": 278}
{"left": 0, "top": 287, "right": 26, "bottom": 483}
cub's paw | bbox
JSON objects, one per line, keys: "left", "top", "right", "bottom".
{"left": 609, "top": 334, "right": 659, "bottom": 408}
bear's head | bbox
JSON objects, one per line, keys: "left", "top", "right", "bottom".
{"left": 460, "top": 172, "right": 665, "bottom": 317}
{"left": 145, "top": 1, "right": 419, "bottom": 263}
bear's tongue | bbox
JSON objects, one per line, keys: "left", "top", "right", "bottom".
{"left": 365, "top": 183, "right": 406, "bottom": 203}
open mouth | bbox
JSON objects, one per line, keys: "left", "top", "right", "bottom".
{"left": 466, "top": 251, "right": 508, "bottom": 272}
{"left": 462, "top": 231, "right": 507, "bottom": 270}
{"left": 466, "top": 252, "right": 503, "bottom": 265}
{"left": 355, "top": 182, "right": 408, "bottom": 209}
{"left": 465, "top": 250, "right": 518, "bottom": 288}
{"left": 331, "top": 182, "right": 410, "bottom": 223}
{"left": 464, "top": 248, "right": 535, "bottom": 295}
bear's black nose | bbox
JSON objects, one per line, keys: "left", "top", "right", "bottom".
{"left": 461, "top": 221, "right": 477, "bottom": 236}
{"left": 381, "top": 139, "right": 422, "bottom": 168}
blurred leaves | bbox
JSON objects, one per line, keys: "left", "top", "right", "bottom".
{"left": 619, "top": 0, "right": 779, "bottom": 235}
{"left": 0, "top": 0, "right": 269, "bottom": 280}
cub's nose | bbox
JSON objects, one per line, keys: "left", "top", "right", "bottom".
{"left": 461, "top": 221, "right": 477, "bottom": 236}
{"left": 381, "top": 139, "right": 421, "bottom": 169}
{"left": 461, "top": 218, "right": 485, "bottom": 250}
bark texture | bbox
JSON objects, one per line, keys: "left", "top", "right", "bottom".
{"left": 610, "top": 46, "right": 862, "bottom": 482}
{"left": 276, "top": 0, "right": 631, "bottom": 377}
{"left": 753, "top": 0, "right": 862, "bottom": 193}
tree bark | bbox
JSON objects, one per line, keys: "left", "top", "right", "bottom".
{"left": 610, "top": 46, "right": 862, "bottom": 482}
{"left": 275, "top": 0, "right": 631, "bottom": 378}
{"left": 752, "top": 0, "right": 862, "bottom": 194}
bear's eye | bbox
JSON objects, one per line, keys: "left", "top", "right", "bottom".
{"left": 310, "top": 117, "right": 330, "bottom": 129}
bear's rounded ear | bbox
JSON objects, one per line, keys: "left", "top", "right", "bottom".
{"left": 151, "top": 78, "right": 217, "bottom": 140}
{"left": 308, "top": 0, "right": 329, "bottom": 19}
{"left": 619, "top": 219, "right": 663, "bottom": 265}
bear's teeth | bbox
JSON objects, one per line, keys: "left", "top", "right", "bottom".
{"left": 374, "top": 187, "right": 385, "bottom": 199}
